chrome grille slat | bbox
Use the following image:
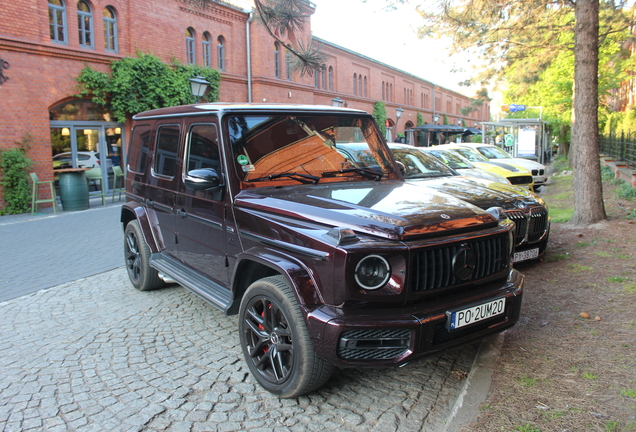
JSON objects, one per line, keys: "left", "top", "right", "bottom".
{"left": 410, "top": 235, "right": 508, "bottom": 293}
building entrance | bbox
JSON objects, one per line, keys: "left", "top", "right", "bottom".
{"left": 49, "top": 99, "right": 125, "bottom": 196}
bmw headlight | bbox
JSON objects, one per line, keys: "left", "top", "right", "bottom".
{"left": 355, "top": 255, "right": 391, "bottom": 290}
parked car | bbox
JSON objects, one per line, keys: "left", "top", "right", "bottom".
{"left": 422, "top": 147, "right": 511, "bottom": 185}
{"left": 461, "top": 143, "right": 547, "bottom": 190}
{"left": 122, "top": 103, "right": 524, "bottom": 398}
{"left": 433, "top": 144, "right": 535, "bottom": 190}
{"left": 52, "top": 151, "right": 113, "bottom": 173}
{"left": 385, "top": 143, "right": 550, "bottom": 263}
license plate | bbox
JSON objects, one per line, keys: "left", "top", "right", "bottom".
{"left": 447, "top": 298, "right": 506, "bottom": 330}
{"left": 514, "top": 247, "right": 539, "bottom": 263}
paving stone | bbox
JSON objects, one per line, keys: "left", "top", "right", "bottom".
{"left": 0, "top": 207, "right": 476, "bottom": 431}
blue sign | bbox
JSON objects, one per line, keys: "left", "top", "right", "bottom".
{"left": 509, "top": 104, "right": 526, "bottom": 113}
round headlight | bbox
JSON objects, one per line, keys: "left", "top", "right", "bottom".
{"left": 355, "top": 255, "right": 391, "bottom": 290}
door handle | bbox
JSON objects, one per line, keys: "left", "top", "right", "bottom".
{"left": 177, "top": 209, "right": 188, "bottom": 217}
{"left": 146, "top": 199, "right": 155, "bottom": 208}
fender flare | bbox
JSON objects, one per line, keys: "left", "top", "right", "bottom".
{"left": 121, "top": 203, "right": 164, "bottom": 254}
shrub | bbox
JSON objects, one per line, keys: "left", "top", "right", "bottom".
{"left": 0, "top": 135, "right": 33, "bottom": 215}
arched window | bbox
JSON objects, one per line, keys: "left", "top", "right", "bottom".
{"left": 202, "top": 32, "right": 211, "bottom": 67}
{"left": 49, "top": 0, "right": 67, "bottom": 44}
{"left": 315, "top": 68, "right": 320, "bottom": 88}
{"left": 217, "top": 36, "right": 225, "bottom": 71}
{"left": 285, "top": 50, "right": 292, "bottom": 80}
{"left": 274, "top": 42, "right": 281, "bottom": 78}
{"left": 358, "top": 75, "right": 362, "bottom": 96}
{"left": 328, "top": 66, "right": 333, "bottom": 91}
{"left": 186, "top": 28, "right": 196, "bottom": 64}
{"left": 103, "top": 6, "right": 118, "bottom": 52}
{"left": 77, "top": 1, "right": 93, "bottom": 48}
{"left": 353, "top": 73, "right": 357, "bottom": 95}
{"left": 382, "top": 82, "right": 385, "bottom": 101}
{"left": 390, "top": 84, "right": 393, "bottom": 102}
{"left": 363, "top": 76, "right": 367, "bottom": 97}
{"left": 322, "top": 67, "right": 327, "bottom": 89}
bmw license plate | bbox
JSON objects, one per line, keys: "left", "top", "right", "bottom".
{"left": 447, "top": 298, "right": 506, "bottom": 330}
{"left": 513, "top": 248, "right": 539, "bottom": 263}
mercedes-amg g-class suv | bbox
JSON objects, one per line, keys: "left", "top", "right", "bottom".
{"left": 122, "top": 103, "right": 524, "bottom": 398}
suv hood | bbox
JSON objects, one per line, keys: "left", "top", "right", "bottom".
{"left": 235, "top": 181, "right": 497, "bottom": 241}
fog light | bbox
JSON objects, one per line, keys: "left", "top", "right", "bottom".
{"left": 355, "top": 255, "right": 390, "bottom": 290}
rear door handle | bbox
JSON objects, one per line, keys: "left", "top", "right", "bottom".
{"left": 177, "top": 209, "right": 188, "bottom": 217}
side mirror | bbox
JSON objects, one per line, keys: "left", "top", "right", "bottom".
{"left": 184, "top": 168, "right": 222, "bottom": 191}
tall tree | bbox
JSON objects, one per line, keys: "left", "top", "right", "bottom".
{"left": 403, "top": 0, "right": 631, "bottom": 225}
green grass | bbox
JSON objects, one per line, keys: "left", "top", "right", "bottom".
{"left": 542, "top": 410, "right": 565, "bottom": 420}
{"left": 595, "top": 251, "right": 613, "bottom": 258}
{"left": 624, "top": 283, "right": 636, "bottom": 294}
{"left": 607, "top": 276, "right": 631, "bottom": 283}
{"left": 605, "top": 421, "right": 620, "bottom": 432}
{"left": 545, "top": 253, "right": 569, "bottom": 262}
{"left": 567, "top": 264, "right": 593, "bottom": 272}
{"left": 549, "top": 207, "right": 574, "bottom": 223}
{"left": 621, "top": 389, "right": 636, "bottom": 398}
{"left": 514, "top": 424, "right": 541, "bottom": 432}
{"left": 582, "top": 372, "right": 598, "bottom": 380}
{"left": 518, "top": 375, "right": 538, "bottom": 387}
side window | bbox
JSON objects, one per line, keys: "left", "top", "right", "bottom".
{"left": 217, "top": 36, "right": 225, "bottom": 71}
{"left": 202, "top": 32, "right": 211, "bottom": 67}
{"left": 186, "top": 124, "right": 220, "bottom": 173}
{"left": 186, "top": 27, "right": 196, "bottom": 65}
{"left": 154, "top": 125, "right": 180, "bottom": 178}
{"left": 127, "top": 124, "right": 153, "bottom": 175}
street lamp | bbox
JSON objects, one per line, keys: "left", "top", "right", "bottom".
{"left": 458, "top": 118, "right": 463, "bottom": 127}
{"left": 396, "top": 107, "right": 404, "bottom": 119}
{"left": 433, "top": 114, "right": 440, "bottom": 124}
{"left": 332, "top": 97, "right": 344, "bottom": 107}
{"left": 189, "top": 76, "right": 210, "bottom": 103}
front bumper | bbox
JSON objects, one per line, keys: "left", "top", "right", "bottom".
{"left": 304, "top": 269, "right": 524, "bottom": 367}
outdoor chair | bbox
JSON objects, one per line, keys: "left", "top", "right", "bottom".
{"left": 111, "top": 165, "right": 125, "bottom": 202}
{"left": 85, "top": 167, "right": 106, "bottom": 206}
{"left": 30, "top": 172, "right": 58, "bottom": 215}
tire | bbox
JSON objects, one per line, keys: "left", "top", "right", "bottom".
{"left": 238, "top": 275, "right": 333, "bottom": 398}
{"left": 124, "top": 220, "right": 164, "bottom": 291}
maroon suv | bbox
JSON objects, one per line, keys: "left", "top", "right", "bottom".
{"left": 121, "top": 103, "right": 524, "bottom": 397}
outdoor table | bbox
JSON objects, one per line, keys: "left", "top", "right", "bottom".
{"left": 54, "top": 168, "right": 90, "bottom": 211}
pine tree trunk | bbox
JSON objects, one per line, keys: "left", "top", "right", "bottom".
{"left": 570, "top": 0, "right": 606, "bottom": 225}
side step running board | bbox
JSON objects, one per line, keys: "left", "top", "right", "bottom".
{"left": 150, "top": 253, "right": 234, "bottom": 314}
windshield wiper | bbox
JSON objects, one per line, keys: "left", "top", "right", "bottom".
{"left": 246, "top": 172, "right": 320, "bottom": 184}
{"left": 321, "top": 167, "right": 385, "bottom": 180}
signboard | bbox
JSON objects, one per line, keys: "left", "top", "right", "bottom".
{"left": 518, "top": 128, "right": 537, "bottom": 156}
{"left": 509, "top": 104, "right": 527, "bottom": 113}
{"left": 504, "top": 134, "right": 515, "bottom": 147}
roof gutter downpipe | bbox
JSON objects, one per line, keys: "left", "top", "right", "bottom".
{"left": 245, "top": 11, "right": 254, "bottom": 103}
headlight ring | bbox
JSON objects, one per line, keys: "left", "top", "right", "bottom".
{"left": 355, "top": 254, "right": 391, "bottom": 290}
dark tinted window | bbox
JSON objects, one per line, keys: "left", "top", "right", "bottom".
{"left": 154, "top": 125, "right": 180, "bottom": 177}
{"left": 127, "top": 124, "right": 153, "bottom": 175}
{"left": 186, "top": 124, "right": 220, "bottom": 172}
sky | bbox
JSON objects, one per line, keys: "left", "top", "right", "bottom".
{"left": 309, "top": 0, "right": 476, "bottom": 95}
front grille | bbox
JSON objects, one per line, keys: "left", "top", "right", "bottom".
{"left": 508, "top": 175, "right": 533, "bottom": 185}
{"left": 338, "top": 329, "right": 411, "bottom": 360}
{"left": 409, "top": 235, "right": 509, "bottom": 293}
{"left": 528, "top": 207, "right": 549, "bottom": 243}
{"left": 505, "top": 210, "right": 528, "bottom": 246}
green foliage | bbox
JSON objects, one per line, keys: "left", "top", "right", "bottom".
{"left": 443, "top": 114, "right": 449, "bottom": 125}
{"left": 76, "top": 53, "right": 221, "bottom": 122}
{"left": 0, "top": 135, "right": 33, "bottom": 215}
{"left": 617, "top": 183, "right": 636, "bottom": 201}
{"left": 373, "top": 101, "right": 387, "bottom": 138}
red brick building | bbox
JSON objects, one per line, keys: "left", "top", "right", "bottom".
{"left": 0, "top": 0, "right": 488, "bottom": 209}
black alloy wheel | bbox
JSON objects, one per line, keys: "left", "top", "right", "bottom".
{"left": 123, "top": 220, "right": 163, "bottom": 291}
{"left": 239, "top": 275, "right": 332, "bottom": 398}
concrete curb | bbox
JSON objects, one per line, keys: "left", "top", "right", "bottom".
{"left": 441, "top": 331, "right": 505, "bottom": 432}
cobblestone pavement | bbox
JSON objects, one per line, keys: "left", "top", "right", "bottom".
{"left": 0, "top": 268, "right": 477, "bottom": 432}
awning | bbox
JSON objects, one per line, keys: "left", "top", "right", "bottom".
{"left": 463, "top": 127, "right": 482, "bottom": 135}
{"left": 408, "top": 124, "right": 466, "bottom": 134}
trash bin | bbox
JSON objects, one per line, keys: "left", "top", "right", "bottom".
{"left": 58, "top": 170, "right": 89, "bottom": 211}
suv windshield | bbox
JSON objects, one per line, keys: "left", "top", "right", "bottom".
{"left": 427, "top": 149, "right": 474, "bottom": 170}
{"left": 388, "top": 146, "right": 457, "bottom": 179}
{"left": 453, "top": 147, "right": 490, "bottom": 163}
{"left": 227, "top": 115, "right": 398, "bottom": 188}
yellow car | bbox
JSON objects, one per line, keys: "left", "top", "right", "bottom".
{"left": 433, "top": 144, "right": 535, "bottom": 190}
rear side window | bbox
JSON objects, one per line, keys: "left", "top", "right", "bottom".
{"left": 153, "top": 125, "right": 180, "bottom": 177}
{"left": 127, "top": 124, "right": 153, "bottom": 175}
